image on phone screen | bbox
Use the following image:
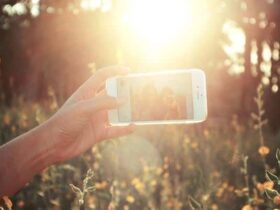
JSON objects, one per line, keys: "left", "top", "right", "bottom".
{"left": 118, "top": 73, "right": 193, "bottom": 122}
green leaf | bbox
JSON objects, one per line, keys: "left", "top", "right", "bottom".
{"left": 276, "top": 148, "right": 280, "bottom": 161}
{"left": 265, "top": 188, "right": 279, "bottom": 199}
{"left": 188, "top": 196, "right": 202, "bottom": 210}
{"left": 266, "top": 171, "right": 279, "bottom": 182}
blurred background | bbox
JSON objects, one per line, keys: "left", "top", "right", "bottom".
{"left": 0, "top": 0, "right": 280, "bottom": 210}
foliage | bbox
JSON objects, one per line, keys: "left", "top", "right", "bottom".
{"left": 0, "top": 86, "right": 280, "bottom": 210}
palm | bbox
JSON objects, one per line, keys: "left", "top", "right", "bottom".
{"left": 50, "top": 66, "right": 134, "bottom": 162}
{"left": 69, "top": 112, "right": 107, "bottom": 158}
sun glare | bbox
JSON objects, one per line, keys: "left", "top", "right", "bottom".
{"left": 123, "top": 0, "right": 193, "bottom": 48}
{"left": 223, "top": 21, "right": 246, "bottom": 74}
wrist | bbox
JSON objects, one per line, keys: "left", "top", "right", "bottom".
{"left": 0, "top": 121, "right": 57, "bottom": 196}
{"left": 32, "top": 119, "right": 59, "bottom": 168}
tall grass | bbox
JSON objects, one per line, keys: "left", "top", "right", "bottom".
{"left": 1, "top": 84, "right": 280, "bottom": 210}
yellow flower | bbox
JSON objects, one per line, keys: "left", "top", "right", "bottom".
{"left": 211, "top": 204, "right": 219, "bottom": 210}
{"left": 123, "top": 205, "right": 130, "bottom": 210}
{"left": 95, "top": 181, "right": 108, "bottom": 190}
{"left": 131, "top": 178, "right": 141, "bottom": 187}
{"left": 3, "top": 113, "right": 11, "bottom": 125}
{"left": 156, "top": 168, "right": 162, "bottom": 175}
{"left": 258, "top": 146, "right": 270, "bottom": 156}
{"left": 191, "top": 142, "right": 199, "bottom": 149}
{"left": 274, "top": 195, "right": 280, "bottom": 206}
{"left": 11, "top": 125, "right": 16, "bottom": 133}
{"left": 131, "top": 178, "right": 144, "bottom": 191}
{"left": 242, "top": 204, "right": 253, "bottom": 210}
{"left": 2, "top": 196, "right": 13, "bottom": 210}
{"left": 150, "top": 180, "right": 157, "bottom": 187}
{"left": 256, "top": 181, "right": 274, "bottom": 192}
{"left": 17, "top": 200, "right": 25, "bottom": 208}
{"left": 126, "top": 195, "right": 135, "bottom": 203}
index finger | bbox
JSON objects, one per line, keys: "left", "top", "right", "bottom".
{"left": 72, "top": 66, "right": 129, "bottom": 101}
{"left": 90, "top": 66, "right": 129, "bottom": 87}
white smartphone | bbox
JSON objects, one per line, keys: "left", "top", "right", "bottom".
{"left": 106, "top": 69, "right": 207, "bottom": 125}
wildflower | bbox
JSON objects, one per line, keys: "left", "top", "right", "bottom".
{"left": 163, "top": 172, "right": 169, "bottom": 179}
{"left": 242, "top": 204, "right": 253, "bottom": 210}
{"left": 108, "top": 203, "right": 114, "bottom": 210}
{"left": 93, "top": 162, "right": 99, "bottom": 170}
{"left": 123, "top": 205, "right": 130, "bottom": 210}
{"left": 191, "top": 142, "right": 199, "bottom": 149}
{"left": 3, "top": 113, "right": 11, "bottom": 125}
{"left": 120, "top": 181, "right": 127, "bottom": 188}
{"left": 211, "top": 204, "right": 219, "bottom": 210}
{"left": 2, "top": 196, "right": 12, "bottom": 210}
{"left": 91, "top": 146, "right": 98, "bottom": 154}
{"left": 203, "top": 129, "right": 210, "bottom": 138}
{"left": 156, "top": 167, "right": 162, "bottom": 175}
{"left": 176, "top": 163, "right": 181, "bottom": 171}
{"left": 150, "top": 180, "right": 157, "bottom": 187}
{"left": 17, "top": 200, "right": 24, "bottom": 208}
{"left": 258, "top": 146, "right": 270, "bottom": 156}
{"left": 11, "top": 125, "right": 16, "bottom": 133}
{"left": 126, "top": 195, "right": 135, "bottom": 203}
{"left": 131, "top": 178, "right": 144, "bottom": 192}
{"left": 256, "top": 181, "right": 274, "bottom": 193}
{"left": 216, "top": 187, "right": 224, "bottom": 198}
{"left": 95, "top": 181, "right": 108, "bottom": 190}
{"left": 274, "top": 195, "right": 280, "bottom": 205}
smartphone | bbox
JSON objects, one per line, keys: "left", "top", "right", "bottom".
{"left": 106, "top": 69, "right": 207, "bottom": 125}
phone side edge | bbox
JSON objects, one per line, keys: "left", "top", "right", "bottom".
{"left": 192, "top": 69, "right": 208, "bottom": 122}
{"left": 105, "top": 77, "right": 120, "bottom": 125}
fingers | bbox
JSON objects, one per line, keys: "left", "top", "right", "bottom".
{"left": 78, "top": 66, "right": 129, "bottom": 96}
{"left": 76, "top": 95, "right": 121, "bottom": 117}
{"left": 105, "top": 124, "right": 135, "bottom": 139}
{"left": 96, "top": 89, "right": 106, "bottom": 97}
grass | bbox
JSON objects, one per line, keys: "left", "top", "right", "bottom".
{"left": 1, "top": 86, "right": 280, "bottom": 210}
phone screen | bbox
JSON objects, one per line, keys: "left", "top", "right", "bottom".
{"left": 118, "top": 72, "right": 193, "bottom": 122}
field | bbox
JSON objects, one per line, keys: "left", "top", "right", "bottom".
{"left": 0, "top": 84, "right": 280, "bottom": 210}
{"left": 1, "top": 0, "right": 280, "bottom": 210}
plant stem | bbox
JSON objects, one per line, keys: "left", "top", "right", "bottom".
{"left": 80, "top": 203, "right": 85, "bottom": 210}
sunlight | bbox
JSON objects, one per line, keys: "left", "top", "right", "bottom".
{"left": 80, "top": 0, "right": 101, "bottom": 10}
{"left": 80, "top": 0, "right": 111, "bottom": 12}
{"left": 223, "top": 21, "right": 246, "bottom": 74}
{"left": 223, "top": 21, "right": 246, "bottom": 55}
{"left": 30, "top": 0, "right": 40, "bottom": 17}
{"left": 261, "top": 41, "right": 272, "bottom": 77}
{"left": 123, "top": 0, "right": 193, "bottom": 48}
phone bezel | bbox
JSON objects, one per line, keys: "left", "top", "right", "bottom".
{"left": 106, "top": 69, "right": 207, "bottom": 125}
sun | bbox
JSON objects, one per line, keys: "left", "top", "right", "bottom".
{"left": 123, "top": 0, "right": 193, "bottom": 48}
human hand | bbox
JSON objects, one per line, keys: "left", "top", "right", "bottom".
{"left": 45, "top": 66, "right": 134, "bottom": 163}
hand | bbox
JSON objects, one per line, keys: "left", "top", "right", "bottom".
{"left": 46, "top": 66, "right": 134, "bottom": 163}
